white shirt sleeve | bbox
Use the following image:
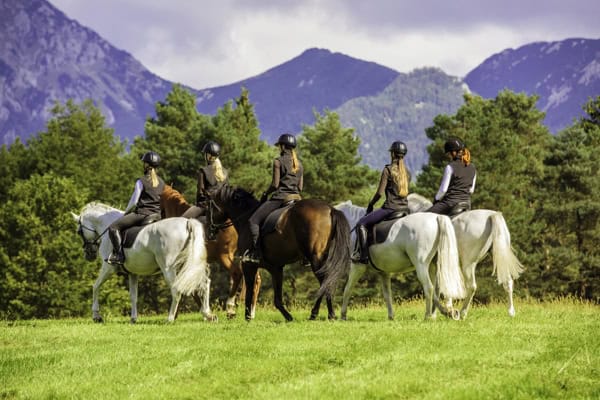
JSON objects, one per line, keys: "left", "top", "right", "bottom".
{"left": 470, "top": 173, "right": 477, "bottom": 194}
{"left": 124, "top": 180, "right": 143, "bottom": 213}
{"left": 435, "top": 165, "right": 453, "bottom": 201}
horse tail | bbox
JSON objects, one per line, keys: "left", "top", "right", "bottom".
{"left": 173, "top": 219, "right": 210, "bottom": 296}
{"left": 490, "top": 212, "right": 524, "bottom": 285}
{"left": 435, "top": 215, "right": 466, "bottom": 299}
{"left": 317, "top": 208, "right": 352, "bottom": 298}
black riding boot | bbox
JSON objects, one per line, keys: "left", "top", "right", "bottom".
{"left": 244, "top": 223, "right": 261, "bottom": 263}
{"left": 107, "top": 228, "right": 124, "bottom": 265}
{"left": 352, "top": 224, "right": 369, "bottom": 264}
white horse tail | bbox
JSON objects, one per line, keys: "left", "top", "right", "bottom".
{"left": 490, "top": 212, "right": 524, "bottom": 285}
{"left": 435, "top": 215, "right": 466, "bottom": 299}
{"left": 173, "top": 219, "right": 210, "bottom": 296}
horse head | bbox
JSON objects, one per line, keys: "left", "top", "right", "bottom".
{"left": 211, "top": 184, "right": 259, "bottom": 220}
{"left": 408, "top": 193, "right": 433, "bottom": 213}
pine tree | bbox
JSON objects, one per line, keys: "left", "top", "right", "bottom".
{"left": 298, "top": 109, "right": 377, "bottom": 203}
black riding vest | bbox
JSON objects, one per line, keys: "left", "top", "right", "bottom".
{"left": 271, "top": 151, "right": 303, "bottom": 201}
{"left": 382, "top": 164, "right": 411, "bottom": 210}
{"left": 198, "top": 164, "right": 228, "bottom": 202}
{"left": 136, "top": 173, "right": 165, "bottom": 215}
{"left": 444, "top": 160, "right": 476, "bottom": 203}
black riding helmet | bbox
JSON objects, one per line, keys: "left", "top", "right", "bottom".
{"left": 444, "top": 138, "right": 465, "bottom": 153}
{"left": 275, "top": 133, "right": 296, "bottom": 148}
{"left": 202, "top": 141, "right": 221, "bottom": 157}
{"left": 141, "top": 151, "right": 160, "bottom": 167}
{"left": 389, "top": 141, "right": 408, "bottom": 156}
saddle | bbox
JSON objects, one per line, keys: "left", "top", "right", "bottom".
{"left": 260, "top": 200, "right": 297, "bottom": 236}
{"left": 448, "top": 201, "right": 471, "bottom": 218}
{"left": 368, "top": 208, "right": 409, "bottom": 246}
{"left": 121, "top": 213, "right": 161, "bottom": 248}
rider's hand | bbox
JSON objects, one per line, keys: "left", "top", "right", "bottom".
{"left": 260, "top": 192, "right": 268, "bottom": 203}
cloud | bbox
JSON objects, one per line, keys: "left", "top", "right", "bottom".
{"left": 50, "top": 0, "right": 600, "bottom": 89}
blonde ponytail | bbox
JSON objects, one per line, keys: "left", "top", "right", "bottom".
{"left": 212, "top": 157, "right": 227, "bottom": 182}
{"left": 149, "top": 168, "right": 159, "bottom": 187}
{"left": 291, "top": 149, "right": 299, "bottom": 173}
{"left": 390, "top": 157, "right": 409, "bottom": 197}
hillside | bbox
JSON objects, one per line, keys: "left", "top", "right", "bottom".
{"left": 465, "top": 38, "right": 600, "bottom": 133}
{"left": 336, "top": 68, "right": 467, "bottom": 172}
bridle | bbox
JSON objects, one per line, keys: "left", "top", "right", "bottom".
{"left": 206, "top": 197, "right": 257, "bottom": 235}
{"left": 77, "top": 218, "right": 108, "bottom": 258}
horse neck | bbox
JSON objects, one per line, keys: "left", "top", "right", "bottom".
{"left": 337, "top": 203, "right": 364, "bottom": 227}
{"left": 84, "top": 206, "right": 123, "bottom": 232}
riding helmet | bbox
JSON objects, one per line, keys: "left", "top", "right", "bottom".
{"left": 275, "top": 133, "right": 297, "bottom": 148}
{"left": 444, "top": 138, "right": 465, "bottom": 153}
{"left": 389, "top": 141, "right": 408, "bottom": 156}
{"left": 202, "top": 141, "right": 221, "bottom": 157}
{"left": 141, "top": 151, "right": 160, "bottom": 167}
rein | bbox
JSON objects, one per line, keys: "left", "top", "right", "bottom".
{"left": 78, "top": 218, "right": 109, "bottom": 248}
{"left": 207, "top": 198, "right": 258, "bottom": 233}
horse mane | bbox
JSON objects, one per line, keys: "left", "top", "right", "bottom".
{"left": 407, "top": 193, "right": 433, "bottom": 212}
{"left": 334, "top": 200, "right": 365, "bottom": 227}
{"left": 216, "top": 184, "right": 258, "bottom": 207}
{"left": 80, "top": 201, "right": 120, "bottom": 215}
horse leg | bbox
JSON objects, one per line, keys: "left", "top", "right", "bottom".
{"left": 161, "top": 268, "right": 181, "bottom": 322}
{"left": 415, "top": 264, "right": 436, "bottom": 320}
{"left": 242, "top": 262, "right": 258, "bottom": 321}
{"left": 224, "top": 258, "right": 242, "bottom": 319}
{"left": 309, "top": 295, "right": 324, "bottom": 320}
{"left": 128, "top": 274, "right": 139, "bottom": 324}
{"left": 91, "top": 262, "right": 117, "bottom": 323}
{"left": 459, "top": 263, "right": 478, "bottom": 320}
{"left": 251, "top": 269, "right": 261, "bottom": 319}
{"left": 379, "top": 272, "right": 394, "bottom": 320}
{"left": 341, "top": 262, "right": 367, "bottom": 320}
{"left": 200, "top": 277, "right": 216, "bottom": 322}
{"left": 504, "top": 278, "right": 516, "bottom": 317}
{"left": 270, "top": 266, "right": 293, "bottom": 322}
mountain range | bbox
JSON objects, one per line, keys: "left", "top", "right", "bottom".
{"left": 1, "top": 0, "right": 599, "bottom": 172}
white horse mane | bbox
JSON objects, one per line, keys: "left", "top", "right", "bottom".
{"left": 334, "top": 200, "right": 365, "bottom": 227}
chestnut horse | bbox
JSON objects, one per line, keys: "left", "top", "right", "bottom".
{"left": 210, "top": 184, "right": 352, "bottom": 322}
{"left": 160, "top": 185, "right": 261, "bottom": 319}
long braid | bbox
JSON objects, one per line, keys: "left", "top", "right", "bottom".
{"left": 210, "top": 156, "right": 227, "bottom": 182}
{"left": 149, "top": 167, "right": 159, "bottom": 187}
{"left": 461, "top": 148, "right": 471, "bottom": 166}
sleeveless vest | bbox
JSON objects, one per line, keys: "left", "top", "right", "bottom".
{"left": 200, "top": 164, "right": 228, "bottom": 196}
{"left": 136, "top": 173, "right": 165, "bottom": 215}
{"left": 271, "top": 151, "right": 303, "bottom": 201}
{"left": 444, "top": 160, "right": 476, "bottom": 203}
{"left": 382, "top": 164, "right": 410, "bottom": 210}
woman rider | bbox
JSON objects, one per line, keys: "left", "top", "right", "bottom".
{"left": 107, "top": 151, "right": 165, "bottom": 265}
{"left": 245, "top": 133, "right": 303, "bottom": 263}
{"left": 181, "top": 141, "right": 229, "bottom": 221}
{"left": 426, "top": 138, "right": 477, "bottom": 215}
{"left": 352, "top": 141, "right": 411, "bottom": 264}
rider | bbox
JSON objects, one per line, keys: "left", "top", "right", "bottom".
{"left": 352, "top": 141, "right": 411, "bottom": 264}
{"left": 181, "top": 140, "right": 229, "bottom": 221}
{"left": 107, "top": 151, "right": 165, "bottom": 265}
{"left": 245, "top": 133, "right": 303, "bottom": 263}
{"left": 426, "top": 138, "right": 477, "bottom": 215}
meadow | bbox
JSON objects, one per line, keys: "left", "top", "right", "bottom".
{"left": 1, "top": 299, "right": 598, "bottom": 400}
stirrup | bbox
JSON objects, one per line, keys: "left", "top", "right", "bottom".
{"left": 106, "top": 253, "right": 124, "bottom": 265}
{"left": 242, "top": 248, "right": 260, "bottom": 263}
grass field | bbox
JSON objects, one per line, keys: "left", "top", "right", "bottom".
{"left": 1, "top": 299, "right": 598, "bottom": 399}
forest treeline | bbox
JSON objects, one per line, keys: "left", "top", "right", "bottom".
{"left": 0, "top": 85, "right": 598, "bottom": 319}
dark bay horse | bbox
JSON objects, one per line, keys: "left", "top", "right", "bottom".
{"left": 210, "top": 185, "right": 352, "bottom": 321}
{"left": 160, "top": 185, "right": 261, "bottom": 319}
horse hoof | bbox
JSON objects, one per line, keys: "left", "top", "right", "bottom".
{"left": 93, "top": 316, "right": 104, "bottom": 323}
{"left": 451, "top": 309, "right": 461, "bottom": 320}
{"left": 226, "top": 312, "right": 236, "bottom": 320}
{"left": 130, "top": 318, "right": 137, "bottom": 324}
{"left": 308, "top": 315, "right": 317, "bottom": 321}
{"left": 205, "top": 315, "right": 218, "bottom": 322}
{"left": 328, "top": 315, "right": 337, "bottom": 321}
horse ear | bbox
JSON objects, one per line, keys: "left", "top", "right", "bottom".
{"left": 71, "top": 212, "right": 79, "bottom": 221}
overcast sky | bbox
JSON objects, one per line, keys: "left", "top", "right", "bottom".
{"left": 50, "top": 0, "right": 600, "bottom": 89}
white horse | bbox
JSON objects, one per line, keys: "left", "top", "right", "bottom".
{"left": 72, "top": 202, "right": 215, "bottom": 323}
{"left": 335, "top": 201, "right": 465, "bottom": 320}
{"left": 408, "top": 193, "right": 524, "bottom": 318}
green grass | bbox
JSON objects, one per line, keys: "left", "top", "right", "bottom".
{"left": 1, "top": 299, "right": 598, "bottom": 399}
